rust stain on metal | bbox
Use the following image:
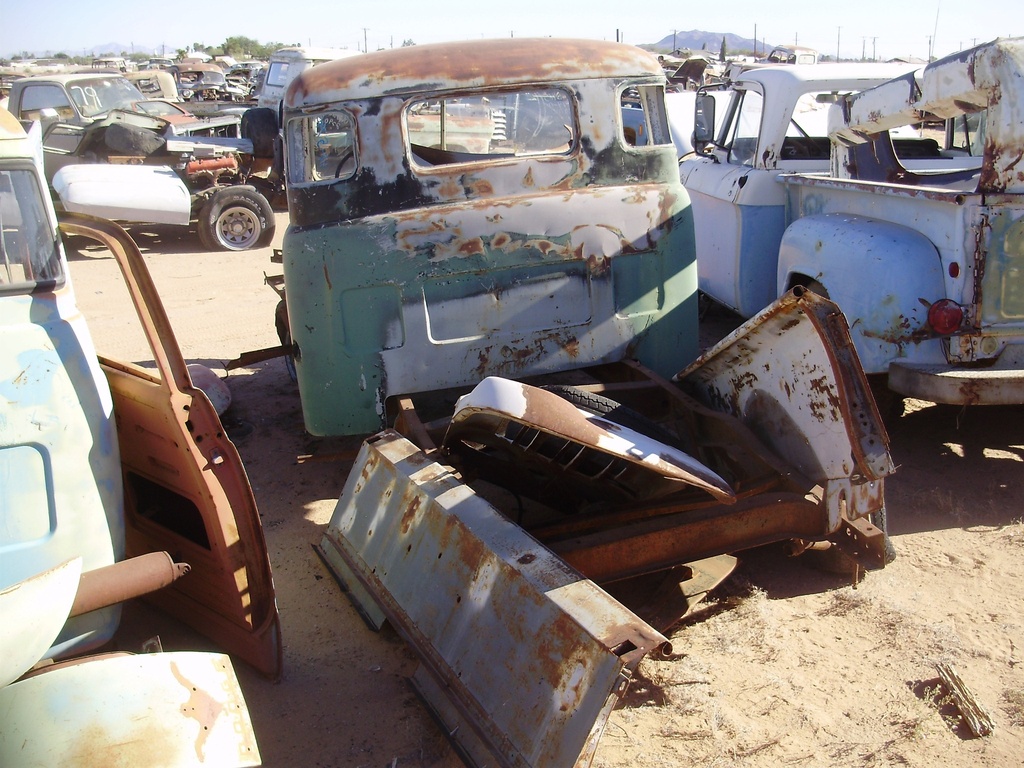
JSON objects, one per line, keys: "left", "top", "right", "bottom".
{"left": 437, "top": 177, "right": 463, "bottom": 198}
{"left": 290, "top": 38, "right": 661, "bottom": 104}
{"left": 457, "top": 237, "right": 486, "bottom": 256}
{"left": 729, "top": 370, "right": 759, "bottom": 392}
{"left": 807, "top": 375, "right": 841, "bottom": 421}
{"left": 400, "top": 494, "right": 422, "bottom": 535}
{"left": 450, "top": 520, "right": 491, "bottom": 572}
{"left": 170, "top": 659, "right": 224, "bottom": 761}
{"left": 467, "top": 178, "right": 495, "bottom": 196}
{"left": 524, "top": 238, "right": 562, "bottom": 256}
{"left": 585, "top": 253, "right": 610, "bottom": 275}
{"left": 359, "top": 452, "right": 379, "bottom": 483}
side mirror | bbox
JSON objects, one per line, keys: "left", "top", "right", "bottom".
{"left": 38, "top": 107, "right": 60, "bottom": 128}
{"left": 693, "top": 94, "right": 716, "bottom": 145}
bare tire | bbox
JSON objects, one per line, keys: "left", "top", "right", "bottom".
{"left": 241, "top": 107, "right": 278, "bottom": 159}
{"left": 197, "top": 187, "right": 275, "bottom": 251}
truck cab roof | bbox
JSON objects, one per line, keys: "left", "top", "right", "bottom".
{"left": 287, "top": 38, "right": 665, "bottom": 108}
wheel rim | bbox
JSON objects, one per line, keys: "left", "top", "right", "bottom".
{"left": 215, "top": 205, "right": 261, "bottom": 250}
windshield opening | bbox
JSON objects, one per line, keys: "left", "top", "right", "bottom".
{"left": 407, "top": 87, "right": 575, "bottom": 167}
{"left": 0, "top": 166, "right": 64, "bottom": 294}
{"left": 67, "top": 77, "right": 145, "bottom": 117}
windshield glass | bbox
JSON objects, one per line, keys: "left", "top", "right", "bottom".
{"left": 67, "top": 77, "right": 145, "bottom": 117}
{"left": 288, "top": 110, "right": 358, "bottom": 183}
{"left": 0, "top": 166, "right": 64, "bottom": 294}
{"left": 178, "top": 70, "right": 226, "bottom": 86}
{"left": 407, "top": 88, "right": 575, "bottom": 167}
{"left": 726, "top": 89, "right": 763, "bottom": 167}
{"left": 266, "top": 61, "right": 292, "bottom": 87}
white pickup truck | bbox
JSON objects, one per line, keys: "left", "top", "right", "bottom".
{"left": 679, "top": 61, "right": 920, "bottom": 318}
{"left": 682, "top": 41, "right": 1018, "bottom": 405}
{"left": 778, "top": 38, "right": 1023, "bottom": 405}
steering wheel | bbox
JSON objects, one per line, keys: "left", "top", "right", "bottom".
{"left": 334, "top": 147, "right": 355, "bottom": 178}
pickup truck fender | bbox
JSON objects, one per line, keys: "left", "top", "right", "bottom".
{"left": 777, "top": 212, "right": 946, "bottom": 373}
{"left": 52, "top": 164, "right": 192, "bottom": 226}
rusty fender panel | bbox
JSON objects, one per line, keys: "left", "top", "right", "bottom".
{"left": 317, "top": 431, "right": 667, "bottom": 768}
{"left": 676, "top": 288, "right": 893, "bottom": 532}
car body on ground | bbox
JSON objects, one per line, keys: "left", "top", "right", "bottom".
{"left": 256, "top": 46, "right": 359, "bottom": 111}
{"left": 40, "top": 108, "right": 275, "bottom": 251}
{"left": 125, "top": 68, "right": 180, "bottom": 100}
{"left": 777, "top": 38, "right": 1024, "bottom": 405}
{"left": 170, "top": 62, "right": 246, "bottom": 102}
{"left": 680, "top": 62, "right": 923, "bottom": 318}
{"left": 277, "top": 37, "right": 893, "bottom": 768}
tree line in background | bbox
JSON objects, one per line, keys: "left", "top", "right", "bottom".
{"left": 3, "top": 36, "right": 296, "bottom": 65}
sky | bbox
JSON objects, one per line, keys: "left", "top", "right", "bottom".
{"left": 1, "top": 0, "right": 1018, "bottom": 63}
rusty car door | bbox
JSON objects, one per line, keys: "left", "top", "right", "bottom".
{"left": 58, "top": 212, "right": 282, "bottom": 679}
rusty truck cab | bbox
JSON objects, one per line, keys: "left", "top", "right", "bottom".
{"left": 281, "top": 38, "right": 696, "bottom": 435}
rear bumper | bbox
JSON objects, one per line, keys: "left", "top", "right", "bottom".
{"left": 889, "top": 346, "right": 1024, "bottom": 405}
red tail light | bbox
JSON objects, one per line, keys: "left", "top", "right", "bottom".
{"left": 927, "top": 299, "right": 964, "bottom": 335}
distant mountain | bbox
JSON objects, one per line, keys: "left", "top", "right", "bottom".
{"left": 80, "top": 42, "right": 172, "bottom": 57}
{"left": 4, "top": 42, "right": 173, "bottom": 59}
{"left": 647, "top": 30, "right": 766, "bottom": 56}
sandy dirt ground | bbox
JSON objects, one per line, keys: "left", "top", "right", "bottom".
{"left": 67, "top": 214, "right": 1024, "bottom": 768}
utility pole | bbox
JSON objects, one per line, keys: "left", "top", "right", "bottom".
{"left": 862, "top": 37, "right": 866, "bottom": 61}
{"left": 673, "top": 29, "right": 677, "bottom": 53}
{"left": 872, "top": 37, "right": 877, "bottom": 61}
{"left": 753, "top": 23, "right": 757, "bottom": 56}
{"left": 363, "top": 28, "right": 368, "bottom": 54}
{"left": 836, "top": 26, "right": 841, "bottom": 62}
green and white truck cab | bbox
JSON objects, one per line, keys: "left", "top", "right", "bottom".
{"left": 280, "top": 38, "right": 696, "bottom": 436}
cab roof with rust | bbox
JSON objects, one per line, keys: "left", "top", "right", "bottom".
{"left": 285, "top": 38, "right": 665, "bottom": 109}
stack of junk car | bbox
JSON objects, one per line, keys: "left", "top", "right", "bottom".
{"left": 0, "top": 107, "right": 281, "bottom": 765}
{"left": 251, "top": 38, "right": 896, "bottom": 768}
{"left": 6, "top": 71, "right": 278, "bottom": 250}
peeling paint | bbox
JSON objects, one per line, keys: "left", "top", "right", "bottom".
{"left": 282, "top": 39, "right": 696, "bottom": 435}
